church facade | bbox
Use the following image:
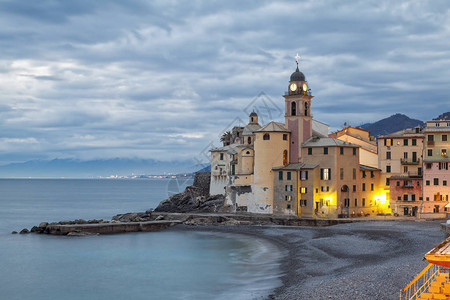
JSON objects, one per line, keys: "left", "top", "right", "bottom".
{"left": 210, "top": 63, "right": 390, "bottom": 218}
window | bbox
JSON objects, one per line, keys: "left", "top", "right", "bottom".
{"left": 403, "top": 166, "right": 408, "bottom": 173}
{"left": 263, "top": 133, "right": 270, "bottom": 140}
{"left": 412, "top": 139, "right": 417, "bottom": 146}
{"left": 300, "top": 200, "right": 307, "bottom": 206}
{"left": 344, "top": 198, "right": 350, "bottom": 207}
{"left": 428, "top": 149, "right": 432, "bottom": 156}
{"left": 300, "top": 187, "right": 307, "bottom": 194}
{"left": 371, "top": 183, "right": 374, "bottom": 191}
{"left": 353, "top": 168, "right": 356, "bottom": 180}
{"left": 362, "top": 183, "right": 366, "bottom": 191}
{"left": 287, "top": 204, "right": 291, "bottom": 209}
{"left": 403, "top": 139, "right": 408, "bottom": 146}
{"left": 426, "top": 163, "right": 432, "bottom": 169}
{"left": 220, "top": 153, "right": 224, "bottom": 160}
{"left": 291, "top": 101, "right": 296, "bottom": 116}
{"left": 434, "top": 178, "right": 439, "bottom": 186}
{"left": 428, "top": 135, "right": 434, "bottom": 142}
{"left": 386, "top": 178, "right": 390, "bottom": 186}
{"left": 321, "top": 186, "right": 324, "bottom": 192}
{"left": 371, "top": 171, "right": 374, "bottom": 178}
{"left": 283, "top": 134, "right": 288, "bottom": 141}
{"left": 355, "top": 198, "right": 358, "bottom": 207}
{"left": 442, "top": 149, "right": 448, "bottom": 157}
{"left": 426, "top": 180, "right": 430, "bottom": 186}
{"left": 412, "top": 194, "right": 415, "bottom": 201}
{"left": 278, "top": 171, "right": 283, "bottom": 180}
{"left": 386, "top": 152, "right": 391, "bottom": 160}
{"left": 248, "top": 137, "right": 251, "bottom": 144}
{"left": 384, "top": 139, "right": 392, "bottom": 146}
{"left": 362, "top": 171, "right": 366, "bottom": 178}
{"left": 439, "top": 162, "right": 448, "bottom": 170}
{"left": 397, "top": 196, "right": 401, "bottom": 201}
{"left": 340, "top": 147, "right": 344, "bottom": 155}
{"left": 287, "top": 172, "right": 291, "bottom": 180}
{"left": 362, "top": 198, "right": 366, "bottom": 206}
{"left": 324, "top": 147, "right": 328, "bottom": 155}
{"left": 403, "top": 194, "right": 408, "bottom": 201}
{"left": 403, "top": 152, "right": 408, "bottom": 159}
{"left": 353, "top": 185, "right": 356, "bottom": 192}
{"left": 444, "top": 180, "right": 447, "bottom": 186}
{"left": 443, "top": 135, "right": 448, "bottom": 142}
{"left": 340, "top": 168, "right": 344, "bottom": 180}
{"left": 320, "top": 168, "right": 331, "bottom": 180}
{"left": 300, "top": 171, "right": 308, "bottom": 180}
{"left": 353, "top": 148, "right": 357, "bottom": 155}
{"left": 386, "top": 166, "right": 391, "bottom": 173}
{"left": 285, "top": 185, "right": 293, "bottom": 192}
{"left": 308, "top": 148, "right": 312, "bottom": 155}
{"left": 304, "top": 102, "right": 308, "bottom": 116}
{"left": 396, "top": 181, "right": 400, "bottom": 186}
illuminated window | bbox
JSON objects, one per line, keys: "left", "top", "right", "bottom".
{"left": 283, "top": 150, "right": 288, "bottom": 167}
{"left": 285, "top": 195, "right": 292, "bottom": 201}
{"left": 300, "top": 187, "right": 307, "bottom": 194}
{"left": 321, "top": 168, "right": 330, "bottom": 180}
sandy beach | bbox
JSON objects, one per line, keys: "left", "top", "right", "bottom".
{"left": 175, "top": 220, "right": 446, "bottom": 300}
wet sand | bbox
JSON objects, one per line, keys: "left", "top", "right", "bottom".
{"left": 175, "top": 220, "right": 446, "bottom": 300}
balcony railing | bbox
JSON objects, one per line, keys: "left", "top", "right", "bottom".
{"left": 401, "top": 158, "right": 420, "bottom": 165}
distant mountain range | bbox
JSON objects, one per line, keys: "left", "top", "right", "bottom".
{"left": 433, "top": 112, "right": 450, "bottom": 120}
{"left": 0, "top": 158, "right": 202, "bottom": 178}
{"left": 360, "top": 114, "right": 424, "bottom": 137}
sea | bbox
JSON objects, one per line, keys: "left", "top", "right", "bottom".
{"left": 0, "top": 179, "right": 283, "bottom": 300}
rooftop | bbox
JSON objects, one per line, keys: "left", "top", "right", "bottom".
{"left": 302, "top": 137, "right": 360, "bottom": 148}
{"left": 256, "top": 121, "right": 290, "bottom": 133}
{"left": 273, "top": 162, "right": 319, "bottom": 170}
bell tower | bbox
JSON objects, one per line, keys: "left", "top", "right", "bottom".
{"left": 284, "top": 54, "right": 313, "bottom": 163}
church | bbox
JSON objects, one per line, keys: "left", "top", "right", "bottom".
{"left": 209, "top": 61, "right": 390, "bottom": 219}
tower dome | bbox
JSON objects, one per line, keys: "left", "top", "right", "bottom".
{"left": 290, "top": 65, "right": 305, "bottom": 82}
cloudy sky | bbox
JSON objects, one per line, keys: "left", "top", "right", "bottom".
{"left": 1, "top": 0, "right": 449, "bottom": 166}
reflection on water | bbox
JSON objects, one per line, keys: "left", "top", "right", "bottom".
{"left": 0, "top": 179, "right": 283, "bottom": 300}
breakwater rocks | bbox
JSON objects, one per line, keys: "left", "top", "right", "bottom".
{"left": 21, "top": 211, "right": 353, "bottom": 236}
{"left": 155, "top": 188, "right": 227, "bottom": 213}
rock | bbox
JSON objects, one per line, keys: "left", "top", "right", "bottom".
{"left": 39, "top": 222, "right": 48, "bottom": 228}
{"left": 154, "top": 188, "right": 225, "bottom": 213}
{"left": 145, "top": 209, "right": 153, "bottom": 214}
{"left": 11, "top": 231, "right": 17, "bottom": 234}
{"left": 19, "top": 228, "right": 29, "bottom": 234}
{"left": 67, "top": 231, "right": 98, "bottom": 236}
{"left": 30, "top": 226, "right": 40, "bottom": 233}
{"left": 75, "top": 219, "right": 87, "bottom": 224}
{"left": 155, "top": 215, "right": 164, "bottom": 221}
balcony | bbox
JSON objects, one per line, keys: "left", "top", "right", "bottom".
{"left": 401, "top": 158, "right": 420, "bottom": 165}
{"left": 407, "top": 171, "right": 422, "bottom": 177}
{"left": 427, "top": 140, "right": 435, "bottom": 146}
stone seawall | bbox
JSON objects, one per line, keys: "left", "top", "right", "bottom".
{"left": 45, "top": 220, "right": 182, "bottom": 235}
{"left": 192, "top": 171, "right": 211, "bottom": 195}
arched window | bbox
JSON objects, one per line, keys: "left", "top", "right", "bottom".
{"left": 251, "top": 117, "right": 254, "bottom": 122}
{"left": 246, "top": 151, "right": 250, "bottom": 155}
{"left": 291, "top": 102, "right": 296, "bottom": 116}
{"left": 283, "top": 150, "right": 288, "bottom": 166}
{"left": 304, "top": 102, "right": 308, "bottom": 116}
{"left": 263, "top": 133, "right": 270, "bottom": 140}
{"left": 247, "top": 137, "right": 251, "bottom": 144}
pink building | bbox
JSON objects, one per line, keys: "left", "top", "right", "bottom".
{"left": 423, "top": 162, "right": 449, "bottom": 213}
{"left": 389, "top": 176, "right": 422, "bottom": 216}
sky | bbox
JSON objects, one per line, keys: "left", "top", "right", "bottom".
{"left": 1, "top": 0, "right": 449, "bottom": 166}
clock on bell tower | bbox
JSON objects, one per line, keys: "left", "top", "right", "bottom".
{"left": 284, "top": 54, "right": 313, "bottom": 163}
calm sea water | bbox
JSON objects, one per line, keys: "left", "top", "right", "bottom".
{"left": 0, "top": 179, "right": 283, "bottom": 300}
